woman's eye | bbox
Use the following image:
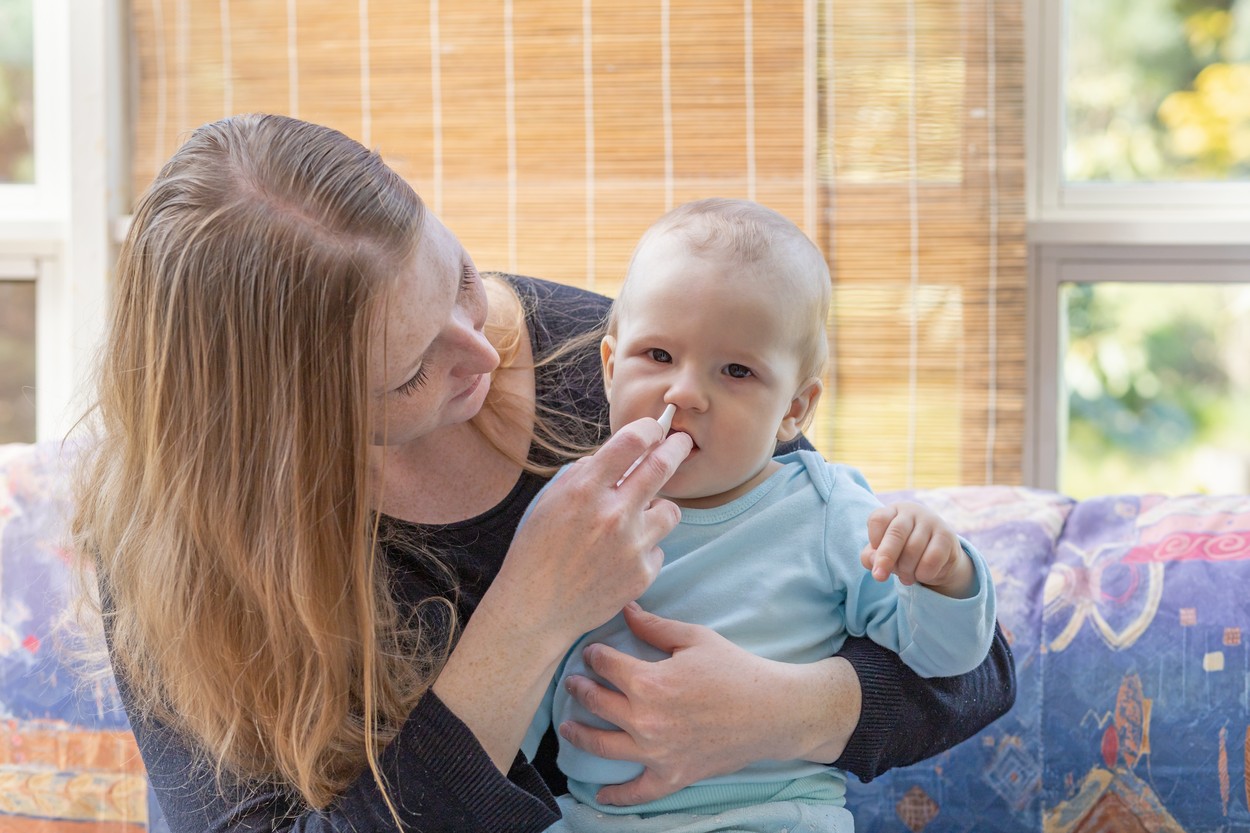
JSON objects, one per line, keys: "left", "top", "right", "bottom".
{"left": 724, "top": 364, "right": 753, "bottom": 379}
{"left": 460, "top": 264, "right": 478, "bottom": 291}
{"left": 647, "top": 348, "right": 673, "bottom": 363}
{"left": 396, "top": 365, "right": 430, "bottom": 396}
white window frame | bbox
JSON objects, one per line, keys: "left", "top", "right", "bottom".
{"left": 1025, "top": 0, "right": 1250, "bottom": 490}
{"left": 0, "top": 0, "right": 126, "bottom": 441}
{"left": 1028, "top": 243, "right": 1250, "bottom": 490}
{"left": 1028, "top": 0, "right": 1250, "bottom": 226}
{"left": 0, "top": 248, "right": 51, "bottom": 441}
{"left": 0, "top": 0, "right": 68, "bottom": 224}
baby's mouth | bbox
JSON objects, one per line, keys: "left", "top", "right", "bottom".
{"left": 658, "top": 407, "right": 698, "bottom": 451}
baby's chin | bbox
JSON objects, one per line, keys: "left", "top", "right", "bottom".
{"left": 659, "top": 476, "right": 736, "bottom": 510}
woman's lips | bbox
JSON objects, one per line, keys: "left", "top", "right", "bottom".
{"left": 454, "top": 373, "right": 485, "bottom": 401}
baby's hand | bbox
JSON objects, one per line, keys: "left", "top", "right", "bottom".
{"left": 860, "top": 503, "right": 976, "bottom": 599}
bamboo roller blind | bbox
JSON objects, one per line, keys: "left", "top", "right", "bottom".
{"left": 819, "top": 1, "right": 1026, "bottom": 487}
{"left": 128, "top": 0, "right": 1025, "bottom": 489}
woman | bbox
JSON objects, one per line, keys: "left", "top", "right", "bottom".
{"left": 73, "top": 114, "right": 1014, "bottom": 832}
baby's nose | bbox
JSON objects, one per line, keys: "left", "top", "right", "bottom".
{"left": 663, "top": 375, "right": 708, "bottom": 412}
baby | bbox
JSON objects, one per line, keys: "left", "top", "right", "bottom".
{"left": 525, "top": 198, "right": 997, "bottom": 833}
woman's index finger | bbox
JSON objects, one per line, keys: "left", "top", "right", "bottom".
{"left": 592, "top": 415, "right": 691, "bottom": 493}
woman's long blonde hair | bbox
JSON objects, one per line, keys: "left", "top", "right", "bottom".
{"left": 72, "top": 114, "right": 446, "bottom": 810}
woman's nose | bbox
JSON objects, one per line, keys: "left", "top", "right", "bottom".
{"left": 450, "top": 306, "right": 500, "bottom": 376}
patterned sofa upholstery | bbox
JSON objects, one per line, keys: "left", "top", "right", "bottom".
{"left": 2, "top": 439, "right": 1248, "bottom": 832}
{"left": 851, "top": 485, "right": 1250, "bottom": 832}
{"left": 0, "top": 442, "right": 157, "bottom": 832}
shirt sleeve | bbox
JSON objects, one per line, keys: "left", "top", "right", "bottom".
{"left": 831, "top": 622, "right": 1016, "bottom": 782}
{"left": 822, "top": 463, "right": 995, "bottom": 678}
{"left": 127, "top": 683, "right": 561, "bottom": 833}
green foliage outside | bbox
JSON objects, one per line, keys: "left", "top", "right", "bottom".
{"left": 1062, "top": 283, "right": 1250, "bottom": 497}
{"left": 0, "top": 0, "right": 34, "bottom": 184}
{"left": 1067, "top": 0, "right": 1250, "bottom": 181}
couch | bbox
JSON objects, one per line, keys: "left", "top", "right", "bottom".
{"left": 2, "top": 439, "right": 1248, "bottom": 832}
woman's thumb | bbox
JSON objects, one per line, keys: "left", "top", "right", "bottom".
{"left": 622, "top": 602, "right": 697, "bottom": 653}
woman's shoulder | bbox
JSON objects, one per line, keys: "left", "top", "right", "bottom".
{"left": 495, "top": 274, "right": 612, "bottom": 353}
{"left": 499, "top": 272, "right": 610, "bottom": 307}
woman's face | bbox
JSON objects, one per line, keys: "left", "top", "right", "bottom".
{"left": 369, "top": 214, "right": 500, "bottom": 446}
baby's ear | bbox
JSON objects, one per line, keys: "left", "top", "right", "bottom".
{"left": 777, "top": 378, "right": 824, "bottom": 442}
{"left": 600, "top": 335, "right": 617, "bottom": 399}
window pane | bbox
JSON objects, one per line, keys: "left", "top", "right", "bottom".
{"left": 0, "top": 280, "right": 35, "bottom": 442}
{"left": 1061, "top": 281, "right": 1250, "bottom": 497}
{"left": 1065, "top": 0, "right": 1250, "bottom": 183}
{"left": 0, "top": 0, "right": 34, "bottom": 185}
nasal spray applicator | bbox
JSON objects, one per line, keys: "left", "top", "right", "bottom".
{"left": 615, "top": 403, "right": 677, "bottom": 488}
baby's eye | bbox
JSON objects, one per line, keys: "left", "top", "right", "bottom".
{"left": 647, "top": 348, "right": 673, "bottom": 363}
{"left": 724, "top": 364, "right": 753, "bottom": 379}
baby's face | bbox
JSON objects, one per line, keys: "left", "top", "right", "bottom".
{"left": 603, "top": 240, "right": 814, "bottom": 508}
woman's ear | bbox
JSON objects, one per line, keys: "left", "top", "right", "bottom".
{"left": 777, "top": 378, "right": 824, "bottom": 442}
{"left": 600, "top": 335, "right": 617, "bottom": 399}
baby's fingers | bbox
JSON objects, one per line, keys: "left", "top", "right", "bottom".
{"left": 865, "top": 509, "right": 914, "bottom": 582}
{"left": 912, "top": 529, "right": 961, "bottom": 585}
{"left": 866, "top": 506, "right": 898, "bottom": 549}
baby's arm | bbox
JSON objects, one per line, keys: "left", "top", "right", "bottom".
{"left": 860, "top": 502, "right": 977, "bottom": 598}
{"left": 832, "top": 468, "right": 995, "bottom": 679}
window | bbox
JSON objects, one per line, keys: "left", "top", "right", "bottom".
{"left": 0, "top": 0, "right": 39, "bottom": 443}
{"left": 1061, "top": 280, "right": 1250, "bottom": 497}
{"left": 0, "top": 0, "right": 34, "bottom": 185}
{"left": 1031, "top": 244, "right": 1250, "bottom": 492}
{"left": 0, "top": 0, "right": 115, "bottom": 442}
{"left": 1066, "top": 0, "right": 1250, "bottom": 184}
{"left": 0, "top": 0, "right": 68, "bottom": 222}
{"left": 1029, "top": 0, "right": 1250, "bottom": 494}
{"left": 0, "top": 258, "right": 36, "bottom": 442}
{"left": 1032, "top": 0, "right": 1250, "bottom": 218}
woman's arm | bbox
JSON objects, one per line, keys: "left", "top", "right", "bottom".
{"left": 126, "top": 419, "right": 692, "bottom": 833}
{"left": 833, "top": 623, "right": 1016, "bottom": 781}
{"left": 558, "top": 608, "right": 1015, "bottom": 805}
{"left": 127, "top": 684, "right": 561, "bottom": 833}
{"left": 432, "top": 418, "right": 691, "bottom": 770}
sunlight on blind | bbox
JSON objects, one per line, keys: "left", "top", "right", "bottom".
{"left": 129, "top": 0, "right": 1025, "bottom": 489}
{"left": 818, "top": 0, "right": 1025, "bottom": 488}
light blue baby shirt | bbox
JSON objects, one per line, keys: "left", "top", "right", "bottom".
{"left": 522, "top": 450, "right": 996, "bottom": 817}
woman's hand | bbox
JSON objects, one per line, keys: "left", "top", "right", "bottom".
{"left": 497, "top": 417, "right": 694, "bottom": 642}
{"left": 557, "top": 603, "right": 863, "bottom": 806}
{"left": 433, "top": 417, "right": 691, "bottom": 772}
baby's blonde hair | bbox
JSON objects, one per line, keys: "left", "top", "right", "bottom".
{"left": 611, "top": 197, "right": 831, "bottom": 382}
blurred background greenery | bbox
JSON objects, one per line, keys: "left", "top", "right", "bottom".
{"left": 0, "top": 0, "right": 33, "bottom": 185}
{"left": 1063, "top": 282, "right": 1250, "bottom": 496}
{"left": 0, "top": 282, "right": 35, "bottom": 444}
{"left": 1067, "top": 0, "right": 1250, "bottom": 181}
